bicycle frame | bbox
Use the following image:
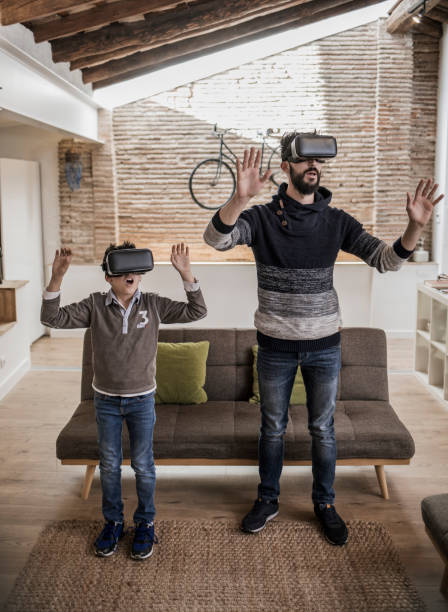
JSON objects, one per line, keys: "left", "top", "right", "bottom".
{"left": 215, "top": 130, "right": 275, "bottom": 177}
{"left": 189, "top": 126, "right": 283, "bottom": 209}
{"left": 217, "top": 133, "right": 238, "bottom": 165}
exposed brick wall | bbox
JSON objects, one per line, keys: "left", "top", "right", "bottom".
{"left": 410, "top": 32, "right": 440, "bottom": 256}
{"left": 59, "top": 140, "right": 95, "bottom": 262}
{"left": 91, "top": 109, "right": 119, "bottom": 261}
{"left": 374, "top": 24, "right": 413, "bottom": 245}
{"left": 59, "top": 19, "right": 439, "bottom": 263}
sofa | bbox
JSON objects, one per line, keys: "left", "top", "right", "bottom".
{"left": 56, "top": 327, "right": 415, "bottom": 500}
{"left": 421, "top": 494, "right": 448, "bottom": 598}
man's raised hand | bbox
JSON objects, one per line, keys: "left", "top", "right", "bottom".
{"left": 406, "top": 179, "right": 444, "bottom": 228}
{"left": 236, "top": 147, "right": 272, "bottom": 201}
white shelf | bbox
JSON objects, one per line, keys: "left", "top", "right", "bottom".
{"left": 432, "top": 340, "right": 447, "bottom": 354}
{"left": 416, "top": 329, "right": 430, "bottom": 342}
{"left": 415, "top": 284, "right": 448, "bottom": 404}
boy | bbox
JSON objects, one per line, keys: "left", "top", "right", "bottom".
{"left": 41, "top": 241, "right": 207, "bottom": 559}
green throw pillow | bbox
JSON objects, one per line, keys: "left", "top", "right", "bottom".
{"left": 250, "top": 345, "right": 307, "bottom": 405}
{"left": 155, "top": 341, "right": 209, "bottom": 404}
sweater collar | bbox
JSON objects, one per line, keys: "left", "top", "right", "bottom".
{"left": 273, "top": 182, "right": 332, "bottom": 212}
{"left": 105, "top": 288, "right": 141, "bottom": 308}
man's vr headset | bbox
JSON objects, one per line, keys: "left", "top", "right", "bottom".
{"left": 102, "top": 248, "right": 154, "bottom": 277}
{"left": 286, "top": 134, "right": 337, "bottom": 163}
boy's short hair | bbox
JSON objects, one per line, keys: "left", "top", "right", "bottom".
{"left": 101, "top": 241, "right": 136, "bottom": 273}
{"left": 280, "top": 129, "right": 318, "bottom": 161}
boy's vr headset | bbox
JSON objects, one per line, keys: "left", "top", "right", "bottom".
{"left": 102, "top": 248, "right": 154, "bottom": 276}
{"left": 287, "top": 134, "right": 337, "bottom": 162}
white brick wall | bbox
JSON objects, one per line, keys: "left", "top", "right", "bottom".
{"left": 59, "top": 20, "right": 439, "bottom": 263}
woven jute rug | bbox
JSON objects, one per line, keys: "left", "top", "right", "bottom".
{"left": 5, "top": 519, "right": 424, "bottom": 612}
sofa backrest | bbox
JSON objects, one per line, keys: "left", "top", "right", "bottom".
{"left": 81, "top": 327, "right": 389, "bottom": 403}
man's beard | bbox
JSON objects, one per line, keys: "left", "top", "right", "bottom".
{"left": 289, "top": 164, "right": 321, "bottom": 195}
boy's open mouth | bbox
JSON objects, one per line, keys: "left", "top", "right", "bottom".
{"left": 126, "top": 278, "right": 134, "bottom": 285}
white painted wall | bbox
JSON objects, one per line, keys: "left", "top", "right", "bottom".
{"left": 0, "top": 286, "right": 31, "bottom": 398}
{"left": 370, "top": 262, "right": 438, "bottom": 334}
{"left": 0, "top": 159, "right": 45, "bottom": 343}
{"left": 0, "top": 125, "right": 60, "bottom": 266}
{"left": 434, "top": 24, "right": 448, "bottom": 272}
{"left": 0, "top": 125, "right": 60, "bottom": 399}
{"left": 0, "top": 158, "right": 47, "bottom": 399}
{"left": 0, "top": 37, "right": 100, "bottom": 142}
{"left": 45, "top": 261, "right": 437, "bottom": 339}
{"left": 0, "top": 23, "right": 91, "bottom": 95}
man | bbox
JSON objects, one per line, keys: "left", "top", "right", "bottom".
{"left": 203, "top": 131, "right": 443, "bottom": 545}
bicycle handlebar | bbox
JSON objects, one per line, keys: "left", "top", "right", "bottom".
{"left": 213, "top": 124, "right": 281, "bottom": 138}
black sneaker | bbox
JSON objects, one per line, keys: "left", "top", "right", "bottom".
{"left": 131, "top": 522, "right": 158, "bottom": 560}
{"left": 241, "top": 498, "right": 279, "bottom": 533}
{"left": 94, "top": 520, "right": 124, "bottom": 557}
{"left": 314, "top": 503, "right": 348, "bottom": 545}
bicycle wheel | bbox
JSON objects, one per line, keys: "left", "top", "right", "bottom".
{"left": 189, "top": 158, "right": 236, "bottom": 210}
{"left": 268, "top": 147, "right": 288, "bottom": 187}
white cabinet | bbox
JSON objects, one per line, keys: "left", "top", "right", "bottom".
{"left": 415, "top": 284, "right": 448, "bottom": 402}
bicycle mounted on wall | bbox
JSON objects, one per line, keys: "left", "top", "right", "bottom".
{"left": 189, "top": 124, "right": 286, "bottom": 210}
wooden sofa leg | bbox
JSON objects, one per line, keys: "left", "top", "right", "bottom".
{"left": 81, "top": 465, "right": 96, "bottom": 500}
{"left": 374, "top": 465, "right": 389, "bottom": 500}
{"left": 441, "top": 566, "right": 448, "bottom": 599}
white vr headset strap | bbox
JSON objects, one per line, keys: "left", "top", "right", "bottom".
{"left": 290, "top": 138, "right": 298, "bottom": 160}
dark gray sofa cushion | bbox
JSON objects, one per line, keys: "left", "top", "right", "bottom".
{"left": 58, "top": 327, "right": 413, "bottom": 462}
{"left": 56, "top": 399, "right": 415, "bottom": 461}
{"left": 421, "top": 494, "right": 448, "bottom": 559}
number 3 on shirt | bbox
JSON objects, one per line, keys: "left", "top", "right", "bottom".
{"left": 137, "top": 310, "right": 149, "bottom": 329}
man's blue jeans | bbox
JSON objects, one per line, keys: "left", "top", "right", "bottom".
{"left": 94, "top": 391, "right": 156, "bottom": 524}
{"left": 256, "top": 343, "right": 341, "bottom": 505}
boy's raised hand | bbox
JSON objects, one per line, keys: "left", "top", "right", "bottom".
{"left": 170, "top": 243, "right": 195, "bottom": 283}
{"left": 52, "top": 248, "right": 73, "bottom": 279}
{"left": 47, "top": 248, "right": 72, "bottom": 292}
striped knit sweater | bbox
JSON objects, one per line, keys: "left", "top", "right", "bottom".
{"left": 203, "top": 183, "right": 413, "bottom": 352}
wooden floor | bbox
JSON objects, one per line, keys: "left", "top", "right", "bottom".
{"left": 1, "top": 336, "right": 448, "bottom": 610}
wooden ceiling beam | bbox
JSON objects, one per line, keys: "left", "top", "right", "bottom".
{"left": 31, "top": 0, "right": 185, "bottom": 43}
{"left": 72, "top": 46, "right": 144, "bottom": 71}
{"left": 412, "top": 14, "right": 443, "bottom": 34}
{"left": 51, "top": 0, "right": 321, "bottom": 63}
{"left": 427, "top": 5, "right": 448, "bottom": 21}
{"left": 90, "top": 0, "right": 382, "bottom": 89}
{"left": 386, "top": 0, "right": 442, "bottom": 33}
{"left": 1, "top": 0, "right": 85, "bottom": 25}
{"left": 78, "top": 0, "right": 353, "bottom": 73}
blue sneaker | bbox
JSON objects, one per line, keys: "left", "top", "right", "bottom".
{"left": 131, "top": 522, "right": 158, "bottom": 560}
{"left": 94, "top": 521, "right": 124, "bottom": 557}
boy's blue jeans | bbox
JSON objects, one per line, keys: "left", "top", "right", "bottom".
{"left": 256, "top": 343, "right": 341, "bottom": 505}
{"left": 94, "top": 391, "right": 156, "bottom": 524}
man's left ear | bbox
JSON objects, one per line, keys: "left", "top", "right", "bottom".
{"left": 280, "top": 160, "right": 290, "bottom": 175}
{"left": 105, "top": 274, "right": 111, "bottom": 285}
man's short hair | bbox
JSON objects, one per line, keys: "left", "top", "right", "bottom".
{"left": 280, "top": 129, "right": 318, "bottom": 161}
{"left": 101, "top": 240, "right": 136, "bottom": 273}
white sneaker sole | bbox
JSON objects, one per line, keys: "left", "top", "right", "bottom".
{"left": 131, "top": 547, "right": 154, "bottom": 560}
{"left": 242, "top": 510, "right": 279, "bottom": 533}
{"left": 95, "top": 545, "right": 117, "bottom": 557}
